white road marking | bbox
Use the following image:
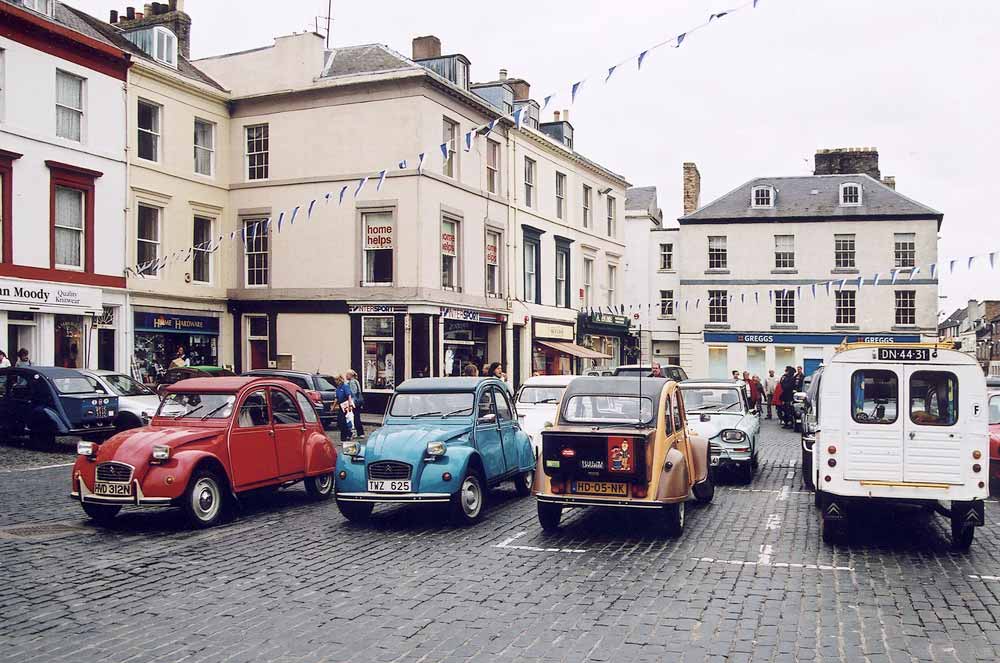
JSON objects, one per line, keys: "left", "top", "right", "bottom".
{"left": 969, "top": 575, "right": 1000, "bottom": 582}
{"left": 0, "top": 462, "right": 74, "bottom": 474}
{"left": 777, "top": 486, "right": 791, "bottom": 501}
{"left": 726, "top": 488, "right": 809, "bottom": 494}
{"left": 693, "top": 557, "right": 852, "bottom": 572}
{"left": 494, "top": 531, "right": 586, "bottom": 554}
{"left": 766, "top": 514, "right": 782, "bottom": 530}
{"left": 785, "top": 470, "right": 795, "bottom": 480}
{"left": 757, "top": 544, "right": 773, "bottom": 565}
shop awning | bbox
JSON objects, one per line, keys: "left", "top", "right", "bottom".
{"left": 535, "top": 340, "right": 611, "bottom": 360}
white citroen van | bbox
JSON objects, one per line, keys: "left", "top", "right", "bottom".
{"left": 803, "top": 343, "right": 989, "bottom": 549}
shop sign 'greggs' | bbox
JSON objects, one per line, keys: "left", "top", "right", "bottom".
{"left": 0, "top": 278, "right": 102, "bottom": 312}
{"left": 365, "top": 222, "right": 393, "bottom": 249}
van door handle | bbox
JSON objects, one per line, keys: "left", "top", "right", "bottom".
{"left": 908, "top": 432, "right": 915, "bottom": 440}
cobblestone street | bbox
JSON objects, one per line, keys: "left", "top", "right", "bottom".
{"left": 2, "top": 420, "right": 1000, "bottom": 662}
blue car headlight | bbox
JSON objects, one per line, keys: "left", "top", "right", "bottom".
{"left": 426, "top": 441, "right": 446, "bottom": 458}
{"left": 343, "top": 441, "right": 362, "bottom": 457}
{"left": 721, "top": 429, "right": 746, "bottom": 443}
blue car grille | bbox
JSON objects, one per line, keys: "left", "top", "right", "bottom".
{"left": 368, "top": 461, "right": 411, "bottom": 481}
{"left": 96, "top": 462, "right": 133, "bottom": 483}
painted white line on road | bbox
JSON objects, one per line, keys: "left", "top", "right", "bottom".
{"left": 494, "top": 531, "right": 586, "bottom": 554}
{"left": 693, "top": 557, "right": 853, "bottom": 572}
{"left": 766, "top": 514, "right": 782, "bottom": 530}
{"left": 969, "top": 574, "right": 1000, "bottom": 581}
{"left": 757, "top": 544, "right": 773, "bottom": 565}
{"left": 0, "top": 462, "right": 74, "bottom": 474}
{"left": 726, "top": 488, "right": 809, "bottom": 494}
{"left": 785, "top": 470, "right": 795, "bottom": 480}
{"left": 777, "top": 486, "right": 791, "bottom": 501}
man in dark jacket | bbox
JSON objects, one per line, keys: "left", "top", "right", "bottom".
{"left": 779, "top": 366, "right": 796, "bottom": 427}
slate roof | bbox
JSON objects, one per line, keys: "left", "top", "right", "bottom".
{"left": 681, "top": 174, "right": 942, "bottom": 223}
{"left": 939, "top": 308, "right": 968, "bottom": 331}
{"left": 321, "top": 43, "right": 417, "bottom": 79}
{"left": 626, "top": 186, "right": 657, "bottom": 211}
{"left": 1, "top": 0, "right": 115, "bottom": 45}
{"left": 60, "top": 3, "right": 227, "bottom": 91}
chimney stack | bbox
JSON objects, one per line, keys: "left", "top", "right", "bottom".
{"left": 507, "top": 78, "right": 530, "bottom": 101}
{"left": 553, "top": 110, "right": 560, "bottom": 121}
{"left": 881, "top": 175, "right": 896, "bottom": 190}
{"left": 814, "top": 147, "right": 880, "bottom": 180}
{"left": 683, "top": 162, "right": 701, "bottom": 216}
{"left": 110, "top": 9, "right": 118, "bottom": 22}
{"left": 562, "top": 109, "right": 569, "bottom": 122}
{"left": 114, "top": 1, "right": 193, "bottom": 59}
{"left": 411, "top": 35, "right": 441, "bottom": 60}
{"left": 126, "top": 6, "right": 135, "bottom": 19}
{"left": 498, "top": 68, "right": 507, "bottom": 80}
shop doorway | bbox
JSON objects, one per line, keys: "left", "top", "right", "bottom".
{"left": 54, "top": 315, "right": 83, "bottom": 368}
{"left": 747, "top": 346, "right": 766, "bottom": 378}
{"left": 775, "top": 346, "right": 796, "bottom": 372}
{"left": 97, "top": 329, "right": 115, "bottom": 370}
{"left": 411, "top": 315, "right": 431, "bottom": 379}
{"left": 7, "top": 315, "right": 36, "bottom": 364}
{"left": 247, "top": 316, "right": 270, "bottom": 370}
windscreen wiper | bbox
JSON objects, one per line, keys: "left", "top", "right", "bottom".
{"left": 200, "top": 402, "right": 231, "bottom": 420}
{"left": 442, "top": 408, "right": 473, "bottom": 417}
{"left": 411, "top": 410, "right": 442, "bottom": 418}
{"left": 174, "top": 405, "right": 204, "bottom": 419}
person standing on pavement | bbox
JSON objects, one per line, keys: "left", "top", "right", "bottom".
{"left": 0, "top": 350, "right": 9, "bottom": 368}
{"left": 334, "top": 375, "right": 355, "bottom": 441}
{"left": 794, "top": 366, "right": 805, "bottom": 392}
{"left": 779, "top": 366, "right": 796, "bottom": 428}
{"left": 731, "top": 370, "right": 740, "bottom": 381}
{"left": 748, "top": 375, "right": 763, "bottom": 412}
{"left": 764, "top": 370, "right": 777, "bottom": 419}
{"left": 346, "top": 369, "right": 365, "bottom": 438}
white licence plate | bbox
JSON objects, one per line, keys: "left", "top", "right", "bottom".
{"left": 710, "top": 456, "right": 720, "bottom": 466}
{"left": 367, "top": 479, "right": 411, "bottom": 493}
{"left": 94, "top": 481, "right": 132, "bottom": 497}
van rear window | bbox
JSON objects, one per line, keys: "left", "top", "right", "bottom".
{"left": 990, "top": 395, "right": 1000, "bottom": 426}
{"left": 851, "top": 370, "right": 898, "bottom": 424}
{"left": 909, "top": 371, "right": 958, "bottom": 426}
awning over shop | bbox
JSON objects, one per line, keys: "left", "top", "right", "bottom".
{"left": 535, "top": 340, "right": 611, "bottom": 360}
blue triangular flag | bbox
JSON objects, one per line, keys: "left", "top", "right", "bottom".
{"left": 949, "top": 259, "right": 956, "bottom": 274}
{"left": 376, "top": 169, "right": 387, "bottom": 192}
{"left": 339, "top": 185, "right": 348, "bottom": 204}
{"left": 811, "top": 283, "right": 816, "bottom": 298}
{"left": 872, "top": 273, "right": 881, "bottom": 288}
{"left": 417, "top": 152, "right": 426, "bottom": 173}
{"left": 324, "top": 191, "right": 332, "bottom": 205}
{"left": 968, "top": 256, "right": 975, "bottom": 270}
{"left": 890, "top": 269, "right": 899, "bottom": 285}
{"left": 675, "top": 33, "right": 686, "bottom": 47}
{"left": 910, "top": 266, "right": 922, "bottom": 280}
{"left": 754, "top": 0, "right": 760, "bottom": 7}
{"left": 542, "top": 95, "right": 553, "bottom": 110}
{"left": 513, "top": 107, "right": 524, "bottom": 129}
{"left": 839, "top": 279, "right": 847, "bottom": 291}
{"left": 307, "top": 199, "right": 316, "bottom": 219}
{"left": 440, "top": 143, "right": 449, "bottom": 161}
{"left": 857, "top": 276, "right": 864, "bottom": 290}
{"left": 398, "top": 160, "right": 407, "bottom": 169}
{"left": 637, "top": 50, "right": 648, "bottom": 70}
{"left": 275, "top": 211, "right": 285, "bottom": 233}
{"left": 289, "top": 206, "right": 300, "bottom": 225}
{"left": 825, "top": 281, "right": 831, "bottom": 296}
{"left": 571, "top": 80, "right": 583, "bottom": 103}
{"left": 990, "top": 252, "right": 997, "bottom": 270}
{"left": 740, "top": 293, "right": 745, "bottom": 304}
{"left": 605, "top": 66, "right": 616, "bottom": 83}
{"left": 355, "top": 177, "right": 368, "bottom": 197}
{"left": 464, "top": 131, "right": 473, "bottom": 151}
{"left": 710, "top": 11, "right": 728, "bottom": 22}
{"left": 754, "top": 292, "right": 759, "bottom": 305}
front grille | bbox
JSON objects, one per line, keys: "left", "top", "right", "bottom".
{"left": 709, "top": 442, "right": 722, "bottom": 455}
{"left": 368, "top": 461, "right": 412, "bottom": 481}
{"left": 96, "top": 462, "right": 133, "bottom": 483}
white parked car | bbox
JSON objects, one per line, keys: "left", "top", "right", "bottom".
{"left": 679, "top": 379, "right": 761, "bottom": 483}
{"left": 78, "top": 369, "right": 161, "bottom": 432}
{"left": 515, "top": 375, "right": 575, "bottom": 457}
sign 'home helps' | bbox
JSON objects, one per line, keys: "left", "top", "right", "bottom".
{"left": 365, "top": 221, "right": 393, "bottom": 249}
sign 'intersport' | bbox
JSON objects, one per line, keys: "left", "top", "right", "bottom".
{"left": 0, "top": 277, "right": 102, "bottom": 313}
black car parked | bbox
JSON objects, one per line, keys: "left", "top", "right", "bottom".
{"left": 243, "top": 369, "right": 340, "bottom": 430}
{"left": 0, "top": 367, "right": 119, "bottom": 447}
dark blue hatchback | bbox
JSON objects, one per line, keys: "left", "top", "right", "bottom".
{"left": 0, "top": 367, "right": 119, "bottom": 446}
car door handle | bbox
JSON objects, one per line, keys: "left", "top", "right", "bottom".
{"left": 267, "top": 429, "right": 275, "bottom": 436}
{"left": 908, "top": 432, "right": 915, "bottom": 439}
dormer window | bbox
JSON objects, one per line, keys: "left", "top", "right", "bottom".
{"left": 19, "top": 0, "right": 53, "bottom": 16}
{"left": 124, "top": 27, "right": 178, "bottom": 68}
{"left": 840, "top": 182, "right": 862, "bottom": 206}
{"left": 751, "top": 185, "right": 774, "bottom": 208}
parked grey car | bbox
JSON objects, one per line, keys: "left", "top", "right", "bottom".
{"left": 78, "top": 369, "right": 161, "bottom": 431}
{"left": 679, "top": 379, "right": 761, "bottom": 483}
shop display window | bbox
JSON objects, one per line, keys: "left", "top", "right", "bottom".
{"left": 54, "top": 315, "right": 83, "bottom": 368}
{"left": 363, "top": 316, "right": 395, "bottom": 391}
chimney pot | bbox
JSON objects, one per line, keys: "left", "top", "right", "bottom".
{"left": 126, "top": 6, "right": 135, "bottom": 19}
{"left": 135, "top": 11, "right": 143, "bottom": 19}
{"left": 562, "top": 109, "right": 569, "bottom": 122}
{"left": 499, "top": 68, "right": 507, "bottom": 80}
{"left": 683, "top": 162, "right": 701, "bottom": 216}
{"left": 881, "top": 175, "right": 896, "bottom": 190}
{"left": 144, "top": 4, "right": 152, "bottom": 16}
{"left": 553, "top": 111, "right": 560, "bottom": 121}
{"left": 110, "top": 9, "right": 118, "bottom": 22}
{"left": 412, "top": 35, "right": 441, "bottom": 60}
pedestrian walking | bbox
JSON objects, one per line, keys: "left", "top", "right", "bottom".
{"left": 794, "top": 366, "right": 805, "bottom": 392}
{"left": 487, "top": 362, "right": 505, "bottom": 380}
{"left": 334, "top": 375, "right": 355, "bottom": 441}
{"left": 346, "top": 369, "right": 365, "bottom": 438}
{"left": 779, "top": 366, "right": 796, "bottom": 428}
{"left": 749, "top": 375, "right": 763, "bottom": 412}
{"left": 15, "top": 348, "right": 32, "bottom": 367}
{"left": 764, "top": 369, "right": 777, "bottom": 419}
{"left": 0, "top": 349, "right": 10, "bottom": 368}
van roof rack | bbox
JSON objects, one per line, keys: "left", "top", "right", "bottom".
{"left": 834, "top": 340, "right": 958, "bottom": 353}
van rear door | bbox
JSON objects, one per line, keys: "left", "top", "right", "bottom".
{"left": 902, "top": 368, "right": 963, "bottom": 484}
{"left": 843, "top": 366, "right": 904, "bottom": 482}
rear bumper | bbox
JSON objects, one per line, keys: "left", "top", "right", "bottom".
{"left": 336, "top": 491, "right": 451, "bottom": 504}
{"left": 535, "top": 493, "right": 667, "bottom": 509}
{"left": 70, "top": 475, "right": 172, "bottom": 506}
{"left": 68, "top": 425, "right": 117, "bottom": 437}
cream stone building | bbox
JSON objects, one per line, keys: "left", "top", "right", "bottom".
{"left": 79, "top": 2, "right": 234, "bottom": 385}
{"left": 677, "top": 148, "right": 941, "bottom": 379}
{"left": 191, "top": 33, "right": 630, "bottom": 409}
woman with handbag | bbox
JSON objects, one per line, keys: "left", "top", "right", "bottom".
{"left": 346, "top": 369, "right": 365, "bottom": 438}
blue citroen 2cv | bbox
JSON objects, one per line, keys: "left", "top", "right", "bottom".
{"left": 335, "top": 377, "right": 535, "bottom": 525}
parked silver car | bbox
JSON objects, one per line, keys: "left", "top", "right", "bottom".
{"left": 679, "top": 379, "right": 761, "bottom": 483}
{"left": 78, "top": 369, "right": 161, "bottom": 431}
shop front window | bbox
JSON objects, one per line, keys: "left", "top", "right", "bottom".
{"left": 54, "top": 314, "right": 83, "bottom": 368}
{"left": 133, "top": 329, "right": 218, "bottom": 386}
{"left": 444, "top": 320, "right": 488, "bottom": 377}
{"left": 363, "top": 316, "right": 395, "bottom": 391}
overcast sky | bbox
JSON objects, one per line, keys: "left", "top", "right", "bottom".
{"left": 67, "top": 0, "right": 1000, "bottom": 316}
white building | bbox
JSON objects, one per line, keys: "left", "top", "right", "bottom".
{"left": 623, "top": 186, "right": 679, "bottom": 365}
{"left": 677, "top": 148, "right": 941, "bottom": 379}
{"left": 0, "top": 0, "right": 130, "bottom": 370}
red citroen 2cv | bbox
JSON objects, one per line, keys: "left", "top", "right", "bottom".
{"left": 71, "top": 377, "right": 337, "bottom": 528}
